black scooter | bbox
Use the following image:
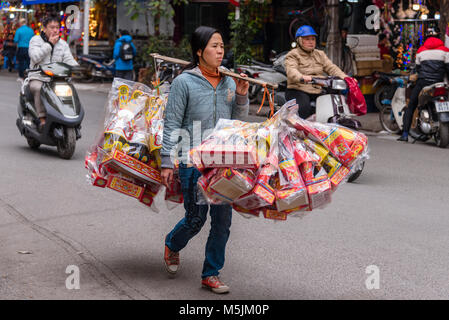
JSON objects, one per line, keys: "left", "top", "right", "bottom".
{"left": 16, "top": 62, "right": 84, "bottom": 159}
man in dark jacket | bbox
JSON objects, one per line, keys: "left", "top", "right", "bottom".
{"left": 398, "top": 37, "right": 449, "bottom": 142}
{"left": 2, "top": 33, "right": 16, "bottom": 72}
{"left": 113, "top": 30, "right": 136, "bottom": 81}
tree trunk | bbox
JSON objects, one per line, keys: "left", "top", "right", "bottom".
{"left": 154, "top": 13, "right": 161, "bottom": 37}
{"left": 439, "top": 0, "right": 449, "bottom": 43}
{"left": 326, "top": 0, "right": 342, "bottom": 67}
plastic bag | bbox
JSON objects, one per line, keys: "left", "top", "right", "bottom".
{"left": 191, "top": 100, "right": 369, "bottom": 221}
{"left": 84, "top": 78, "right": 168, "bottom": 211}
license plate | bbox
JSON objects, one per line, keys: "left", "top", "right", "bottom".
{"left": 435, "top": 101, "right": 449, "bottom": 112}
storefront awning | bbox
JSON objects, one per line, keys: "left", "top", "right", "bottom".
{"left": 22, "top": 0, "right": 78, "bottom": 5}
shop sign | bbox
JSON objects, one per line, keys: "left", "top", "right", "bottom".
{"left": 22, "top": 0, "right": 77, "bottom": 5}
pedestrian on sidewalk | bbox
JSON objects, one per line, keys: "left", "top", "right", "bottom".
{"left": 160, "top": 26, "right": 249, "bottom": 294}
{"left": 113, "top": 30, "right": 136, "bottom": 81}
{"left": 14, "top": 18, "right": 35, "bottom": 79}
{"left": 2, "top": 33, "right": 17, "bottom": 72}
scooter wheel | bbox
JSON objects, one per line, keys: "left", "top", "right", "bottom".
{"left": 435, "top": 122, "right": 449, "bottom": 148}
{"left": 374, "top": 85, "right": 395, "bottom": 111}
{"left": 57, "top": 127, "right": 76, "bottom": 160}
{"left": 27, "top": 138, "right": 41, "bottom": 149}
{"left": 347, "top": 161, "right": 364, "bottom": 183}
{"left": 379, "top": 105, "right": 401, "bottom": 134}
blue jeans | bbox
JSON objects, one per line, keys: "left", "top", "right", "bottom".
{"left": 165, "top": 165, "right": 232, "bottom": 279}
{"left": 16, "top": 48, "right": 30, "bottom": 79}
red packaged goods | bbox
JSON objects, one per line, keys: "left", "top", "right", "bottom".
{"left": 299, "top": 161, "right": 315, "bottom": 185}
{"left": 165, "top": 171, "right": 183, "bottom": 204}
{"left": 197, "top": 175, "right": 212, "bottom": 200}
{"left": 257, "top": 164, "right": 276, "bottom": 184}
{"left": 307, "top": 179, "right": 332, "bottom": 210}
{"left": 86, "top": 85, "right": 370, "bottom": 220}
{"left": 85, "top": 78, "right": 168, "bottom": 212}
{"left": 208, "top": 168, "right": 256, "bottom": 203}
{"left": 282, "top": 204, "right": 309, "bottom": 214}
{"left": 303, "top": 138, "right": 351, "bottom": 188}
{"left": 91, "top": 172, "right": 108, "bottom": 188}
{"left": 279, "top": 159, "right": 304, "bottom": 187}
{"left": 303, "top": 138, "right": 329, "bottom": 163}
{"left": 106, "top": 175, "right": 144, "bottom": 199}
{"left": 321, "top": 155, "right": 351, "bottom": 189}
{"left": 192, "top": 144, "right": 258, "bottom": 170}
{"left": 292, "top": 139, "right": 315, "bottom": 165}
{"left": 262, "top": 208, "right": 288, "bottom": 221}
{"left": 232, "top": 204, "right": 261, "bottom": 217}
{"left": 101, "top": 149, "right": 162, "bottom": 185}
{"left": 278, "top": 133, "right": 304, "bottom": 187}
{"left": 234, "top": 183, "right": 275, "bottom": 210}
{"left": 139, "top": 184, "right": 160, "bottom": 207}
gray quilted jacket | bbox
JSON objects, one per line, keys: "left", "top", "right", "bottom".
{"left": 28, "top": 34, "right": 78, "bottom": 81}
{"left": 161, "top": 67, "right": 249, "bottom": 168}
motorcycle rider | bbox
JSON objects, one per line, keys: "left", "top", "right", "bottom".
{"left": 285, "top": 25, "right": 348, "bottom": 119}
{"left": 28, "top": 14, "right": 78, "bottom": 132}
{"left": 398, "top": 34, "right": 449, "bottom": 142}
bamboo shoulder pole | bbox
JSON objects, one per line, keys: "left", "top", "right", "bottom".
{"left": 150, "top": 53, "right": 279, "bottom": 89}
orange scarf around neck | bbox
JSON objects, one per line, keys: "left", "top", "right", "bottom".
{"left": 198, "top": 64, "right": 222, "bottom": 89}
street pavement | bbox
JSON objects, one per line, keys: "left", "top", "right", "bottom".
{"left": 1, "top": 72, "right": 449, "bottom": 300}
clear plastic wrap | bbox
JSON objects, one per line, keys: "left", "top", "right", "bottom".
{"left": 84, "top": 78, "right": 168, "bottom": 211}
{"left": 84, "top": 81, "right": 369, "bottom": 220}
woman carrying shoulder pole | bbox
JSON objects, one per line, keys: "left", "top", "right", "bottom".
{"left": 160, "top": 26, "right": 249, "bottom": 294}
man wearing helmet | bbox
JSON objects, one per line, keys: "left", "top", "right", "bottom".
{"left": 285, "top": 25, "right": 348, "bottom": 119}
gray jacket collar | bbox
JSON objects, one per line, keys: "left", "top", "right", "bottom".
{"left": 183, "top": 65, "right": 230, "bottom": 87}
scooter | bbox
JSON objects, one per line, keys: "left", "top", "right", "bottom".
{"left": 380, "top": 75, "right": 449, "bottom": 148}
{"left": 303, "top": 76, "right": 365, "bottom": 182}
{"left": 16, "top": 62, "right": 84, "bottom": 159}
{"left": 77, "top": 54, "right": 117, "bottom": 82}
{"left": 237, "top": 52, "right": 288, "bottom": 106}
{"left": 372, "top": 71, "right": 404, "bottom": 111}
{"left": 378, "top": 76, "right": 408, "bottom": 134}
{"left": 158, "top": 61, "right": 182, "bottom": 84}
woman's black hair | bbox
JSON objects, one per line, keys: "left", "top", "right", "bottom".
{"left": 183, "top": 26, "right": 223, "bottom": 71}
{"left": 43, "top": 13, "right": 60, "bottom": 28}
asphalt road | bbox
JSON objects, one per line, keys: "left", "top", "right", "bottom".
{"left": 1, "top": 73, "right": 449, "bottom": 300}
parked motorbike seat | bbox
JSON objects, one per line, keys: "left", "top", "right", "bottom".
{"left": 79, "top": 54, "right": 109, "bottom": 61}
{"left": 252, "top": 60, "right": 273, "bottom": 68}
{"left": 418, "top": 84, "right": 437, "bottom": 105}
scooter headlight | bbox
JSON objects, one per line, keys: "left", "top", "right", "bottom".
{"left": 332, "top": 79, "right": 348, "bottom": 90}
{"left": 54, "top": 84, "right": 73, "bottom": 97}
